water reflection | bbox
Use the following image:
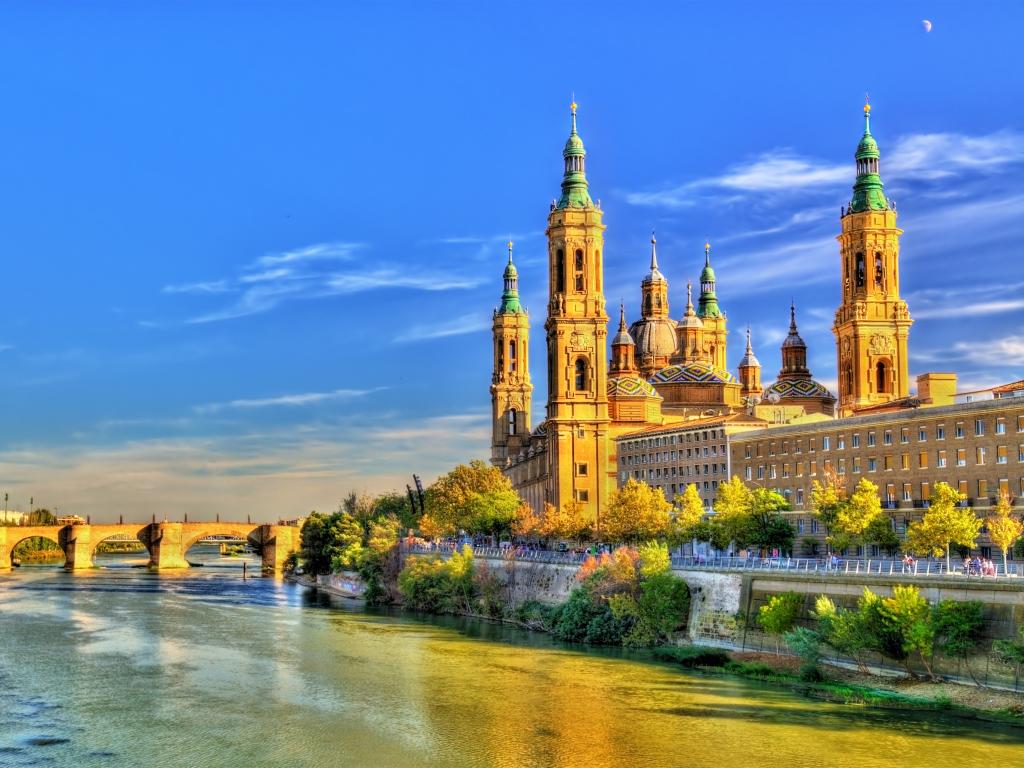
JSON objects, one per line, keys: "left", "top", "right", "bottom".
{"left": 0, "top": 564, "right": 1021, "bottom": 768}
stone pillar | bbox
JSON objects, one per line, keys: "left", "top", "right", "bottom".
{"left": 0, "top": 527, "right": 11, "bottom": 570}
{"left": 63, "top": 525, "right": 95, "bottom": 570}
{"left": 260, "top": 525, "right": 299, "bottom": 574}
{"left": 149, "top": 522, "right": 190, "bottom": 569}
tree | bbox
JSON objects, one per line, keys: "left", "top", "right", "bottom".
{"left": 747, "top": 488, "right": 794, "bottom": 554}
{"left": 426, "top": 460, "right": 521, "bottom": 536}
{"left": 906, "top": 482, "right": 982, "bottom": 571}
{"left": 757, "top": 592, "right": 802, "bottom": 653}
{"left": 810, "top": 469, "right": 845, "bottom": 553}
{"left": 671, "top": 484, "right": 705, "bottom": 546}
{"left": 987, "top": 494, "right": 1023, "bottom": 574}
{"left": 932, "top": 600, "right": 985, "bottom": 683}
{"left": 341, "top": 491, "right": 377, "bottom": 522}
{"left": 26, "top": 508, "right": 57, "bottom": 526}
{"left": 373, "top": 491, "right": 417, "bottom": 530}
{"left": 603, "top": 479, "right": 671, "bottom": 543}
{"left": 637, "top": 540, "right": 671, "bottom": 578}
{"left": 712, "top": 476, "right": 754, "bottom": 550}
{"left": 539, "top": 501, "right": 591, "bottom": 542}
{"left": 511, "top": 502, "right": 541, "bottom": 537}
{"left": 880, "top": 585, "right": 934, "bottom": 677}
{"left": 864, "top": 514, "right": 900, "bottom": 557}
{"left": 836, "top": 478, "right": 883, "bottom": 547}
{"left": 994, "top": 627, "right": 1024, "bottom": 688}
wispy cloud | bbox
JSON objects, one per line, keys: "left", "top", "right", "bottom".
{"left": 907, "top": 281, "right": 1024, "bottom": 320}
{"left": 195, "top": 388, "right": 379, "bottom": 414}
{"left": 163, "top": 240, "right": 484, "bottom": 324}
{"left": 953, "top": 335, "right": 1024, "bottom": 367}
{"left": 624, "top": 129, "right": 1024, "bottom": 209}
{"left": 394, "top": 313, "right": 491, "bottom": 343}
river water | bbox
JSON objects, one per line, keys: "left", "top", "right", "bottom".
{"left": 1, "top": 548, "right": 1021, "bottom": 768}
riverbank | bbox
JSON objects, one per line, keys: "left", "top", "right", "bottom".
{"left": 651, "top": 646, "right": 1024, "bottom": 724}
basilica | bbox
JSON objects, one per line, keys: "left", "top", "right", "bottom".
{"left": 490, "top": 102, "right": 918, "bottom": 518}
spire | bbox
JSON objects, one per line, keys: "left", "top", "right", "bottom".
{"left": 556, "top": 99, "right": 594, "bottom": 210}
{"left": 499, "top": 240, "right": 524, "bottom": 314}
{"left": 643, "top": 230, "right": 665, "bottom": 284}
{"left": 783, "top": 300, "right": 806, "bottom": 348}
{"left": 612, "top": 301, "right": 634, "bottom": 347}
{"left": 789, "top": 299, "right": 798, "bottom": 334}
{"left": 739, "top": 325, "right": 761, "bottom": 369}
{"left": 848, "top": 97, "right": 889, "bottom": 213}
{"left": 678, "top": 280, "right": 703, "bottom": 329}
{"left": 780, "top": 301, "right": 810, "bottom": 379}
{"left": 697, "top": 241, "right": 722, "bottom": 318}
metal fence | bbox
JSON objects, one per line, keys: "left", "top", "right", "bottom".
{"left": 407, "top": 544, "right": 1021, "bottom": 580}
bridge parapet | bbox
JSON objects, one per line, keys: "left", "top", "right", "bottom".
{"left": 0, "top": 521, "right": 300, "bottom": 572}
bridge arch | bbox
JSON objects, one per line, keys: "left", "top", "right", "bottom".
{"left": 0, "top": 527, "right": 66, "bottom": 568}
{"left": 85, "top": 525, "right": 153, "bottom": 566}
{"left": 180, "top": 525, "right": 263, "bottom": 556}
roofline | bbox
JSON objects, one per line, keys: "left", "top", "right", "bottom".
{"left": 730, "top": 397, "right": 1024, "bottom": 442}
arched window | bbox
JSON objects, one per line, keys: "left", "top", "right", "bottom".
{"left": 876, "top": 361, "right": 890, "bottom": 394}
{"left": 509, "top": 340, "right": 517, "bottom": 372}
{"left": 644, "top": 294, "right": 652, "bottom": 315}
{"left": 843, "top": 363, "right": 853, "bottom": 395}
{"left": 855, "top": 253, "right": 866, "bottom": 287}
{"left": 555, "top": 249, "right": 565, "bottom": 293}
{"left": 496, "top": 340, "right": 504, "bottom": 374}
{"left": 507, "top": 409, "right": 517, "bottom": 436}
{"left": 575, "top": 358, "right": 588, "bottom": 391}
{"left": 874, "top": 252, "right": 884, "bottom": 287}
{"left": 574, "top": 249, "right": 585, "bottom": 292}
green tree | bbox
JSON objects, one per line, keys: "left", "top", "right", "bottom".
{"left": 373, "top": 491, "right": 417, "bottom": 530}
{"left": 758, "top": 592, "right": 803, "bottom": 653}
{"left": 986, "top": 494, "right": 1024, "bottom": 575}
{"left": 747, "top": 488, "right": 794, "bottom": 554}
{"left": 810, "top": 470, "right": 845, "bottom": 553}
{"left": 637, "top": 540, "right": 671, "bottom": 578}
{"left": 784, "top": 626, "right": 824, "bottom": 681}
{"left": 932, "top": 599, "right": 985, "bottom": 683}
{"left": 539, "top": 501, "right": 592, "bottom": 542}
{"left": 880, "top": 585, "right": 935, "bottom": 677}
{"left": 603, "top": 479, "right": 671, "bottom": 543}
{"left": 610, "top": 571, "right": 690, "bottom": 647}
{"left": 712, "top": 475, "right": 754, "bottom": 550}
{"left": 671, "top": 484, "right": 705, "bottom": 546}
{"left": 814, "top": 594, "right": 873, "bottom": 673}
{"left": 864, "top": 514, "right": 900, "bottom": 557}
{"left": 906, "top": 482, "right": 982, "bottom": 571}
{"left": 26, "top": 508, "right": 57, "bottom": 526}
{"left": 994, "top": 627, "right": 1024, "bottom": 688}
{"left": 426, "top": 460, "right": 522, "bottom": 536}
{"left": 836, "top": 478, "right": 883, "bottom": 547}
{"left": 341, "top": 491, "right": 377, "bottom": 522}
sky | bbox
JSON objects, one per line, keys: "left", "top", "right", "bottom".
{"left": 0, "top": 2, "right": 1022, "bottom": 522}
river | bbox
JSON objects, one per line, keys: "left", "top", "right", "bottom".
{"left": 1, "top": 548, "right": 1021, "bottom": 768}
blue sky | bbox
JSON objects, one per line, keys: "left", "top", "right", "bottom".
{"left": 0, "top": 2, "right": 1022, "bottom": 521}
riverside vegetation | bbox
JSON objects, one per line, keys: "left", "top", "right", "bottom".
{"left": 294, "top": 460, "right": 1024, "bottom": 715}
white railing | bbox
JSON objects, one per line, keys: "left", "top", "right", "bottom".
{"left": 406, "top": 544, "right": 1021, "bottom": 579}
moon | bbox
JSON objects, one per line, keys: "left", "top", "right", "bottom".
{"left": 922, "top": 19, "right": 933, "bottom": 32}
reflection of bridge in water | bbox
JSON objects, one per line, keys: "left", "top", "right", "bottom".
{"left": 0, "top": 522, "right": 299, "bottom": 573}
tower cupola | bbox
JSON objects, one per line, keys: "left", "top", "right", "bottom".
{"left": 780, "top": 301, "right": 809, "bottom": 378}
{"left": 848, "top": 98, "right": 890, "bottom": 214}
{"left": 610, "top": 303, "right": 637, "bottom": 375}
{"left": 499, "top": 240, "right": 525, "bottom": 314}
{"left": 557, "top": 101, "right": 594, "bottom": 210}
{"left": 697, "top": 242, "right": 722, "bottom": 319}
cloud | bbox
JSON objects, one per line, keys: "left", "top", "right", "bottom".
{"left": 906, "top": 281, "right": 1024, "bottom": 320}
{"left": 714, "top": 237, "right": 836, "bottom": 296}
{"left": 195, "top": 388, "right": 378, "bottom": 414}
{"left": 394, "top": 313, "right": 491, "bottom": 343}
{"left": 953, "top": 335, "right": 1024, "bottom": 367}
{"left": 624, "top": 129, "right": 1024, "bottom": 209}
{"left": 163, "top": 280, "right": 232, "bottom": 295}
{"left": 716, "top": 206, "right": 834, "bottom": 243}
{"left": 254, "top": 241, "right": 361, "bottom": 267}
{"left": 0, "top": 412, "right": 490, "bottom": 522}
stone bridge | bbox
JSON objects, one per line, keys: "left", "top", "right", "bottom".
{"left": 0, "top": 522, "right": 300, "bottom": 573}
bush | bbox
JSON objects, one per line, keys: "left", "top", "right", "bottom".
{"left": 397, "top": 546, "right": 476, "bottom": 614}
{"left": 550, "top": 587, "right": 632, "bottom": 645}
{"left": 652, "top": 646, "right": 731, "bottom": 668}
{"left": 724, "top": 660, "right": 776, "bottom": 678}
{"left": 758, "top": 592, "right": 803, "bottom": 653}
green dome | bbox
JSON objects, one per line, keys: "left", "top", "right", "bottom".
{"left": 848, "top": 105, "right": 890, "bottom": 214}
{"left": 700, "top": 263, "right": 716, "bottom": 283}
{"left": 564, "top": 132, "right": 585, "bottom": 155}
{"left": 503, "top": 260, "right": 518, "bottom": 279}
{"left": 856, "top": 132, "right": 879, "bottom": 160}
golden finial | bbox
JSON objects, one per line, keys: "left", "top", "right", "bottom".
{"left": 507, "top": 238, "right": 513, "bottom": 263}
{"left": 864, "top": 92, "right": 871, "bottom": 114}
{"left": 571, "top": 91, "right": 577, "bottom": 114}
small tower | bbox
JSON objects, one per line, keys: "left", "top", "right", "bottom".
{"left": 674, "top": 281, "right": 705, "bottom": 364}
{"left": 780, "top": 301, "right": 809, "bottom": 379}
{"left": 738, "top": 326, "right": 762, "bottom": 400}
{"left": 834, "top": 100, "right": 913, "bottom": 415}
{"left": 490, "top": 240, "right": 533, "bottom": 466}
{"left": 544, "top": 101, "right": 610, "bottom": 518}
{"left": 630, "top": 232, "right": 676, "bottom": 378}
{"left": 610, "top": 303, "right": 637, "bottom": 376}
{"left": 696, "top": 242, "right": 728, "bottom": 371}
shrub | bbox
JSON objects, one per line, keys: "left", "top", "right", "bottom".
{"left": 784, "top": 626, "right": 824, "bottom": 681}
{"left": 550, "top": 587, "right": 632, "bottom": 645}
{"left": 397, "top": 546, "right": 476, "bottom": 614}
{"left": 652, "top": 646, "right": 731, "bottom": 668}
{"left": 758, "top": 592, "right": 803, "bottom": 653}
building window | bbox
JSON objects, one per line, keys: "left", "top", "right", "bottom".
{"left": 921, "top": 481, "right": 931, "bottom": 501}
{"left": 852, "top": 434, "right": 861, "bottom": 448}
{"left": 902, "top": 483, "right": 912, "bottom": 502}
{"left": 852, "top": 458, "right": 861, "bottom": 473}
{"left": 919, "top": 452, "right": 928, "bottom": 469}
{"left": 997, "top": 418, "right": 1007, "bottom": 435}
{"left": 955, "top": 422, "right": 965, "bottom": 439}
{"left": 876, "top": 361, "right": 890, "bottom": 394}
{"left": 975, "top": 419, "right": 985, "bottom": 437}
{"left": 997, "top": 445, "right": 1008, "bottom": 465}
{"left": 796, "top": 488, "right": 804, "bottom": 506}
{"left": 822, "top": 436, "right": 830, "bottom": 451}
{"left": 575, "top": 462, "right": 588, "bottom": 476}
{"left": 1019, "top": 445, "right": 1024, "bottom": 463}
{"left": 508, "top": 409, "right": 517, "bottom": 436}
{"left": 838, "top": 436, "right": 846, "bottom": 450}
{"left": 555, "top": 249, "right": 565, "bottom": 293}
{"left": 884, "top": 455, "right": 893, "bottom": 471}
{"left": 918, "top": 427, "right": 927, "bottom": 442}
{"left": 811, "top": 519, "right": 819, "bottom": 534}
{"left": 957, "top": 448, "right": 966, "bottom": 467}
{"left": 868, "top": 432, "right": 876, "bottom": 447}
{"left": 937, "top": 450, "right": 946, "bottom": 468}
{"left": 576, "top": 489, "right": 589, "bottom": 503}
{"left": 900, "top": 428, "right": 909, "bottom": 444}
{"left": 573, "top": 249, "right": 585, "bottom": 292}
{"left": 745, "top": 467, "right": 752, "bottom": 480}
{"left": 977, "top": 447, "right": 987, "bottom": 465}
{"left": 868, "top": 458, "right": 877, "bottom": 472}
{"left": 901, "top": 454, "right": 909, "bottom": 470}
{"left": 883, "top": 430, "right": 892, "bottom": 446}
{"left": 574, "top": 358, "right": 588, "bottom": 391}
{"left": 936, "top": 425, "right": 946, "bottom": 440}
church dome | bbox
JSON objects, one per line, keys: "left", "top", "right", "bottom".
{"left": 651, "top": 361, "right": 737, "bottom": 385}
{"left": 629, "top": 318, "right": 677, "bottom": 359}
{"left": 764, "top": 379, "right": 834, "bottom": 400}
{"left": 608, "top": 376, "right": 661, "bottom": 399}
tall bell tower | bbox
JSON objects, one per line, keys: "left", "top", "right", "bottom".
{"left": 834, "top": 100, "right": 912, "bottom": 415}
{"left": 490, "top": 241, "right": 532, "bottom": 466}
{"left": 544, "top": 101, "right": 610, "bottom": 521}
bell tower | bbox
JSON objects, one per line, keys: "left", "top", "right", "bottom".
{"left": 834, "top": 100, "right": 912, "bottom": 415}
{"left": 697, "top": 242, "right": 728, "bottom": 371}
{"left": 544, "top": 101, "right": 610, "bottom": 522}
{"left": 490, "top": 241, "right": 532, "bottom": 466}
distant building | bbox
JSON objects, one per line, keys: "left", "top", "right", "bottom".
{"left": 0, "top": 509, "right": 26, "bottom": 525}
{"left": 56, "top": 514, "right": 87, "bottom": 526}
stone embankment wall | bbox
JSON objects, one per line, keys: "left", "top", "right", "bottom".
{"left": 316, "top": 570, "right": 367, "bottom": 600}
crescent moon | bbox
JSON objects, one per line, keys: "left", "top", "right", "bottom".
{"left": 922, "top": 19, "right": 933, "bottom": 32}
